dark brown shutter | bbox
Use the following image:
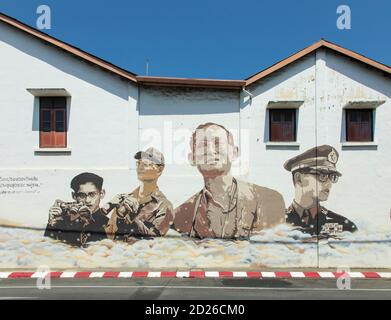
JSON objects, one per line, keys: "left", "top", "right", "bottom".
{"left": 270, "top": 109, "right": 296, "bottom": 142}
{"left": 40, "top": 97, "right": 67, "bottom": 148}
{"left": 346, "top": 109, "right": 373, "bottom": 142}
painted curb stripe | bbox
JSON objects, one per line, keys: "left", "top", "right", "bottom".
{"left": 161, "top": 271, "right": 177, "bottom": 278}
{"left": 233, "top": 272, "right": 247, "bottom": 278}
{"left": 377, "top": 273, "right": 391, "bottom": 278}
{"left": 318, "top": 272, "right": 335, "bottom": 278}
{"left": 132, "top": 272, "right": 149, "bottom": 278}
{"left": 60, "top": 272, "right": 76, "bottom": 278}
{"left": 0, "top": 271, "right": 389, "bottom": 279}
{"left": 89, "top": 272, "right": 105, "bottom": 278}
{"left": 74, "top": 272, "right": 92, "bottom": 278}
{"left": 303, "top": 272, "right": 321, "bottom": 278}
{"left": 205, "top": 272, "right": 219, "bottom": 278}
{"left": 362, "top": 272, "right": 381, "bottom": 279}
{"left": 189, "top": 271, "right": 205, "bottom": 278}
{"left": 49, "top": 272, "right": 63, "bottom": 278}
{"left": 9, "top": 272, "right": 34, "bottom": 278}
{"left": 176, "top": 272, "right": 189, "bottom": 278}
{"left": 290, "top": 272, "right": 305, "bottom": 278}
{"left": 147, "top": 272, "right": 161, "bottom": 278}
{"left": 118, "top": 272, "right": 133, "bottom": 278}
{"left": 260, "top": 272, "right": 275, "bottom": 278}
{"left": 103, "top": 272, "right": 120, "bottom": 278}
{"left": 275, "top": 272, "right": 292, "bottom": 278}
{"left": 247, "top": 272, "right": 261, "bottom": 278}
{"left": 219, "top": 272, "right": 234, "bottom": 278}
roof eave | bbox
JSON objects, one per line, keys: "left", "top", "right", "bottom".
{"left": 136, "top": 76, "right": 246, "bottom": 90}
{"left": 245, "top": 39, "right": 391, "bottom": 86}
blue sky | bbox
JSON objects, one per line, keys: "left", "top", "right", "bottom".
{"left": 0, "top": 0, "right": 390, "bottom": 79}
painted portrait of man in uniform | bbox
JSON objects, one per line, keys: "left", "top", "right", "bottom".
{"left": 106, "top": 148, "right": 174, "bottom": 242}
{"left": 44, "top": 172, "right": 109, "bottom": 247}
{"left": 173, "top": 122, "right": 286, "bottom": 239}
{"left": 284, "top": 145, "right": 358, "bottom": 237}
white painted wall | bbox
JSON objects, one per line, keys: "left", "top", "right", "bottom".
{"left": 139, "top": 86, "right": 240, "bottom": 207}
{"left": 0, "top": 22, "right": 139, "bottom": 227}
{"left": 242, "top": 50, "right": 391, "bottom": 233}
{"left": 319, "top": 49, "right": 391, "bottom": 230}
{"left": 241, "top": 53, "right": 317, "bottom": 201}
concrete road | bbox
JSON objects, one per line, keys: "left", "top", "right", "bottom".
{"left": 0, "top": 278, "right": 391, "bottom": 300}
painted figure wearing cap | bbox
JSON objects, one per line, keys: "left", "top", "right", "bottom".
{"left": 173, "top": 122, "right": 286, "bottom": 239}
{"left": 105, "top": 148, "right": 174, "bottom": 241}
{"left": 284, "top": 145, "right": 358, "bottom": 237}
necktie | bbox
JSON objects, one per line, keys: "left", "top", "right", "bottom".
{"left": 302, "top": 209, "right": 310, "bottom": 225}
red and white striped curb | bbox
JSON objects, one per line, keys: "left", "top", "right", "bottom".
{"left": 0, "top": 271, "right": 390, "bottom": 279}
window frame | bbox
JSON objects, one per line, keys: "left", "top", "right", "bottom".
{"left": 268, "top": 108, "right": 297, "bottom": 142}
{"left": 39, "top": 97, "right": 68, "bottom": 148}
{"left": 345, "top": 108, "right": 374, "bottom": 142}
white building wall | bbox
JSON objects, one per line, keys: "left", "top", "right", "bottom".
{"left": 317, "top": 49, "right": 391, "bottom": 230}
{"left": 317, "top": 51, "right": 391, "bottom": 229}
{"left": 0, "top": 23, "right": 139, "bottom": 227}
{"left": 241, "top": 54, "right": 317, "bottom": 204}
{"left": 240, "top": 54, "right": 319, "bottom": 267}
{"left": 318, "top": 50, "right": 391, "bottom": 267}
{"left": 138, "top": 86, "right": 240, "bottom": 207}
{"left": 240, "top": 50, "right": 391, "bottom": 234}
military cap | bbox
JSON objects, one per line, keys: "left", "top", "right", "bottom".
{"left": 135, "top": 147, "right": 165, "bottom": 165}
{"left": 283, "top": 145, "right": 342, "bottom": 176}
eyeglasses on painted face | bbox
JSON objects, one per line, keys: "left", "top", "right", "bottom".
{"left": 306, "top": 170, "right": 340, "bottom": 183}
{"left": 75, "top": 192, "right": 100, "bottom": 200}
{"left": 136, "top": 160, "right": 162, "bottom": 169}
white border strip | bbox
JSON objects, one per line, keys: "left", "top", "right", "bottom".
{"left": 1, "top": 271, "right": 390, "bottom": 279}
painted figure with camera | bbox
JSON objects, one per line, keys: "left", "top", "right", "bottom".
{"left": 105, "top": 148, "right": 174, "bottom": 242}
{"left": 44, "top": 172, "right": 109, "bottom": 246}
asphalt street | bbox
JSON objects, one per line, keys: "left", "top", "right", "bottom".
{"left": 0, "top": 278, "right": 390, "bottom": 300}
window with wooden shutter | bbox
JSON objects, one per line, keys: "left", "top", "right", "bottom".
{"left": 39, "top": 97, "right": 67, "bottom": 148}
{"left": 346, "top": 109, "right": 373, "bottom": 142}
{"left": 269, "top": 109, "right": 296, "bottom": 142}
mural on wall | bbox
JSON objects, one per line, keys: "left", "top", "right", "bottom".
{"left": 284, "top": 145, "right": 358, "bottom": 238}
{"left": 44, "top": 172, "right": 109, "bottom": 247}
{"left": 0, "top": 122, "right": 389, "bottom": 269}
{"left": 45, "top": 148, "right": 174, "bottom": 247}
{"left": 105, "top": 148, "right": 174, "bottom": 242}
{"left": 173, "top": 123, "right": 286, "bottom": 239}
{"left": 43, "top": 124, "right": 361, "bottom": 247}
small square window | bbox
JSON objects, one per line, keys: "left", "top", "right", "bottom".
{"left": 269, "top": 109, "right": 296, "bottom": 142}
{"left": 346, "top": 109, "right": 373, "bottom": 142}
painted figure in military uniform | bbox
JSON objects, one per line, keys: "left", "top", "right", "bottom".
{"left": 44, "top": 173, "right": 109, "bottom": 247}
{"left": 284, "top": 145, "right": 358, "bottom": 237}
{"left": 173, "top": 122, "right": 285, "bottom": 239}
{"left": 106, "top": 148, "right": 174, "bottom": 241}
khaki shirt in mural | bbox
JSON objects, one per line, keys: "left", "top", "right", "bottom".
{"left": 106, "top": 188, "right": 174, "bottom": 240}
{"left": 173, "top": 179, "right": 286, "bottom": 239}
